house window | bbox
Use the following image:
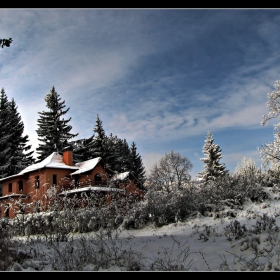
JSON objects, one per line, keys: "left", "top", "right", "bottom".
{"left": 35, "top": 176, "right": 40, "bottom": 189}
{"left": 95, "top": 174, "right": 102, "bottom": 182}
{"left": 8, "top": 183, "right": 12, "bottom": 192}
{"left": 53, "top": 174, "right": 57, "bottom": 186}
{"left": 18, "top": 180, "right": 23, "bottom": 192}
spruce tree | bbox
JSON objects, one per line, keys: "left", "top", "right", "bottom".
{"left": 0, "top": 88, "right": 12, "bottom": 178}
{"left": 91, "top": 114, "right": 108, "bottom": 159}
{"left": 36, "top": 86, "right": 78, "bottom": 162}
{"left": 117, "top": 139, "right": 131, "bottom": 173}
{"left": 198, "top": 130, "right": 226, "bottom": 181}
{"left": 71, "top": 135, "right": 95, "bottom": 163}
{"left": 104, "top": 133, "right": 119, "bottom": 171}
{"left": 8, "top": 98, "right": 34, "bottom": 175}
{"left": 129, "top": 141, "right": 146, "bottom": 185}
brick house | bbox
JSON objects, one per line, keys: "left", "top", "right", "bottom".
{"left": 0, "top": 147, "right": 145, "bottom": 219}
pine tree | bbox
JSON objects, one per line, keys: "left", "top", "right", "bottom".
{"left": 0, "top": 38, "right": 12, "bottom": 48}
{"left": 36, "top": 86, "right": 78, "bottom": 162}
{"left": 118, "top": 139, "right": 131, "bottom": 173}
{"left": 71, "top": 135, "right": 95, "bottom": 163}
{"left": 91, "top": 114, "right": 108, "bottom": 159}
{"left": 129, "top": 141, "right": 146, "bottom": 185}
{"left": 198, "top": 131, "right": 226, "bottom": 181}
{"left": 7, "top": 98, "right": 34, "bottom": 175}
{"left": 0, "top": 88, "right": 12, "bottom": 178}
{"left": 104, "top": 133, "right": 119, "bottom": 171}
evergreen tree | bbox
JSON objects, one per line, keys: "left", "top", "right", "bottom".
{"left": 117, "top": 138, "right": 131, "bottom": 173}
{"left": 0, "top": 38, "right": 12, "bottom": 48}
{"left": 198, "top": 131, "right": 226, "bottom": 181}
{"left": 7, "top": 98, "right": 34, "bottom": 175}
{"left": 129, "top": 141, "right": 146, "bottom": 185}
{"left": 91, "top": 114, "right": 108, "bottom": 159}
{"left": 71, "top": 135, "right": 95, "bottom": 163}
{"left": 104, "top": 133, "right": 119, "bottom": 171}
{"left": 0, "top": 88, "right": 12, "bottom": 178}
{"left": 36, "top": 86, "right": 78, "bottom": 162}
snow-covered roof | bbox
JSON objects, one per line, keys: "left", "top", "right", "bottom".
{"left": 111, "top": 171, "right": 130, "bottom": 181}
{"left": 70, "top": 157, "right": 102, "bottom": 176}
{"left": 20, "top": 152, "right": 79, "bottom": 173}
{"left": 0, "top": 152, "right": 78, "bottom": 182}
{"left": 59, "top": 186, "right": 125, "bottom": 196}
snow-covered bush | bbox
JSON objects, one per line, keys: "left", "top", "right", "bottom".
{"left": 234, "top": 157, "right": 260, "bottom": 179}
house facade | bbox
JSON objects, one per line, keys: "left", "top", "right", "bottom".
{"left": 0, "top": 147, "right": 145, "bottom": 219}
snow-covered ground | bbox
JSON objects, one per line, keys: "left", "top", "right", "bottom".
{"left": 6, "top": 186, "right": 280, "bottom": 271}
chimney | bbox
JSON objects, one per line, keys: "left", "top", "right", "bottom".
{"left": 62, "top": 146, "right": 73, "bottom": 166}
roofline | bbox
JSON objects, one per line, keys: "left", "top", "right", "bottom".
{"left": 70, "top": 157, "right": 103, "bottom": 176}
{"left": 0, "top": 166, "right": 79, "bottom": 182}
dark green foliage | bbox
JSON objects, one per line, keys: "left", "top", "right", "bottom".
{"left": 71, "top": 136, "right": 95, "bottom": 163}
{"left": 0, "top": 88, "right": 12, "bottom": 178}
{"left": 36, "top": 86, "right": 78, "bottom": 162}
{"left": 0, "top": 89, "right": 34, "bottom": 181}
{"left": 0, "top": 38, "right": 12, "bottom": 48}
{"left": 7, "top": 99, "right": 34, "bottom": 175}
{"left": 129, "top": 142, "right": 146, "bottom": 186}
{"left": 91, "top": 114, "right": 107, "bottom": 159}
{"left": 71, "top": 115, "right": 146, "bottom": 185}
{"left": 113, "top": 138, "right": 131, "bottom": 173}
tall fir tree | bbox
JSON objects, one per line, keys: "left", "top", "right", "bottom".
{"left": 198, "top": 130, "right": 226, "bottom": 181}
{"left": 71, "top": 135, "right": 95, "bottom": 163}
{"left": 0, "top": 88, "right": 12, "bottom": 179}
{"left": 104, "top": 133, "right": 119, "bottom": 171}
{"left": 69, "top": 115, "right": 146, "bottom": 185}
{"left": 8, "top": 98, "right": 34, "bottom": 175}
{"left": 129, "top": 141, "right": 146, "bottom": 185}
{"left": 36, "top": 86, "right": 78, "bottom": 162}
{"left": 91, "top": 114, "right": 108, "bottom": 159}
{"left": 116, "top": 138, "right": 131, "bottom": 173}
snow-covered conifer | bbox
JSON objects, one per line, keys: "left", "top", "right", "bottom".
{"left": 198, "top": 130, "right": 226, "bottom": 181}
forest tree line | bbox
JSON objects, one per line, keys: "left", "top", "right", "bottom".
{"left": 0, "top": 86, "right": 146, "bottom": 193}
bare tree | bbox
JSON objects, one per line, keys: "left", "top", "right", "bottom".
{"left": 259, "top": 80, "right": 280, "bottom": 168}
{"left": 147, "top": 150, "right": 193, "bottom": 192}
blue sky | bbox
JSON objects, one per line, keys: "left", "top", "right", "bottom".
{"left": 1, "top": 8, "right": 280, "bottom": 178}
